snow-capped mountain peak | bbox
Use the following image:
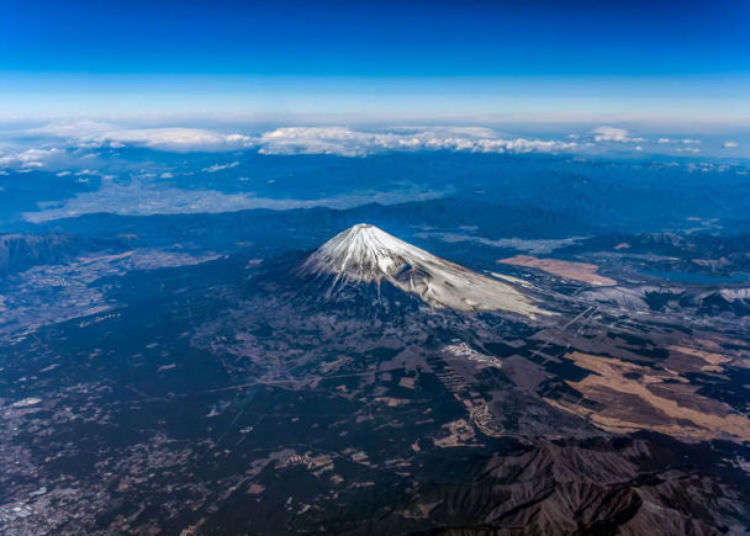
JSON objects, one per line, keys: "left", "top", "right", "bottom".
{"left": 301, "top": 223, "right": 432, "bottom": 282}
{"left": 300, "top": 224, "right": 549, "bottom": 318}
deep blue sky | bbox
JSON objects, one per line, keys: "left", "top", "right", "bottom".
{"left": 2, "top": 0, "right": 749, "bottom": 122}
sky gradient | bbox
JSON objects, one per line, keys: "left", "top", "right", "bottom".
{"left": 2, "top": 0, "right": 750, "bottom": 123}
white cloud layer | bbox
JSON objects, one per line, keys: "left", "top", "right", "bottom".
{"left": 3, "top": 123, "right": 583, "bottom": 167}
{"left": 592, "top": 126, "right": 645, "bottom": 143}
{"left": 257, "top": 126, "right": 578, "bottom": 156}
{"left": 30, "top": 121, "right": 254, "bottom": 152}
{"left": 2, "top": 121, "right": 736, "bottom": 176}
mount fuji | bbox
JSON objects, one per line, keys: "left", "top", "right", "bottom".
{"left": 298, "top": 223, "right": 549, "bottom": 318}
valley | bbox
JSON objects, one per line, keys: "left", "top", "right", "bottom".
{"left": 1, "top": 217, "right": 748, "bottom": 534}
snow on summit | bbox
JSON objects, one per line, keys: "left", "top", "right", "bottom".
{"left": 301, "top": 224, "right": 550, "bottom": 318}
{"left": 301, "top": 223, "right": 425, "bottom": 283}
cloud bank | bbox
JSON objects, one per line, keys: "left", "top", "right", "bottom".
{"left": 31, "top": 121, "right": 254, "bottom": 152}
{"left": 1, "top": 121, "right": 743, "bottom": 177}
{"left": 257, "top": 126, "right": 578, "bottom": 156}
{"left": 23, "top": 122, "right": 580, "bottom": 157}
{"left": 1, "top": 123, "right": 581, "bottom": 170}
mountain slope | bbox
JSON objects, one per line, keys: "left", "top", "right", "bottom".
{"left": 299, "top": 223, "right": 549, "bottom": 318}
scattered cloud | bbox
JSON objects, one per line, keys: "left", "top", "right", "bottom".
{"left": 0, "top": 147, "right": 67, "bottom": 169}
{"left": 257, "top": 126, "right": 578, "bottom": 157}
{"left": 657, "top": 138, "right": 700, "bottom": 145}
{"left": 723, "top": 141, "right": 739, "bottom": 148}
{"left": 202, "top": 161, "right": 240, "bottom": 173}
{"left": 592, "top": 126, "right": 645, "bottom": 143}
